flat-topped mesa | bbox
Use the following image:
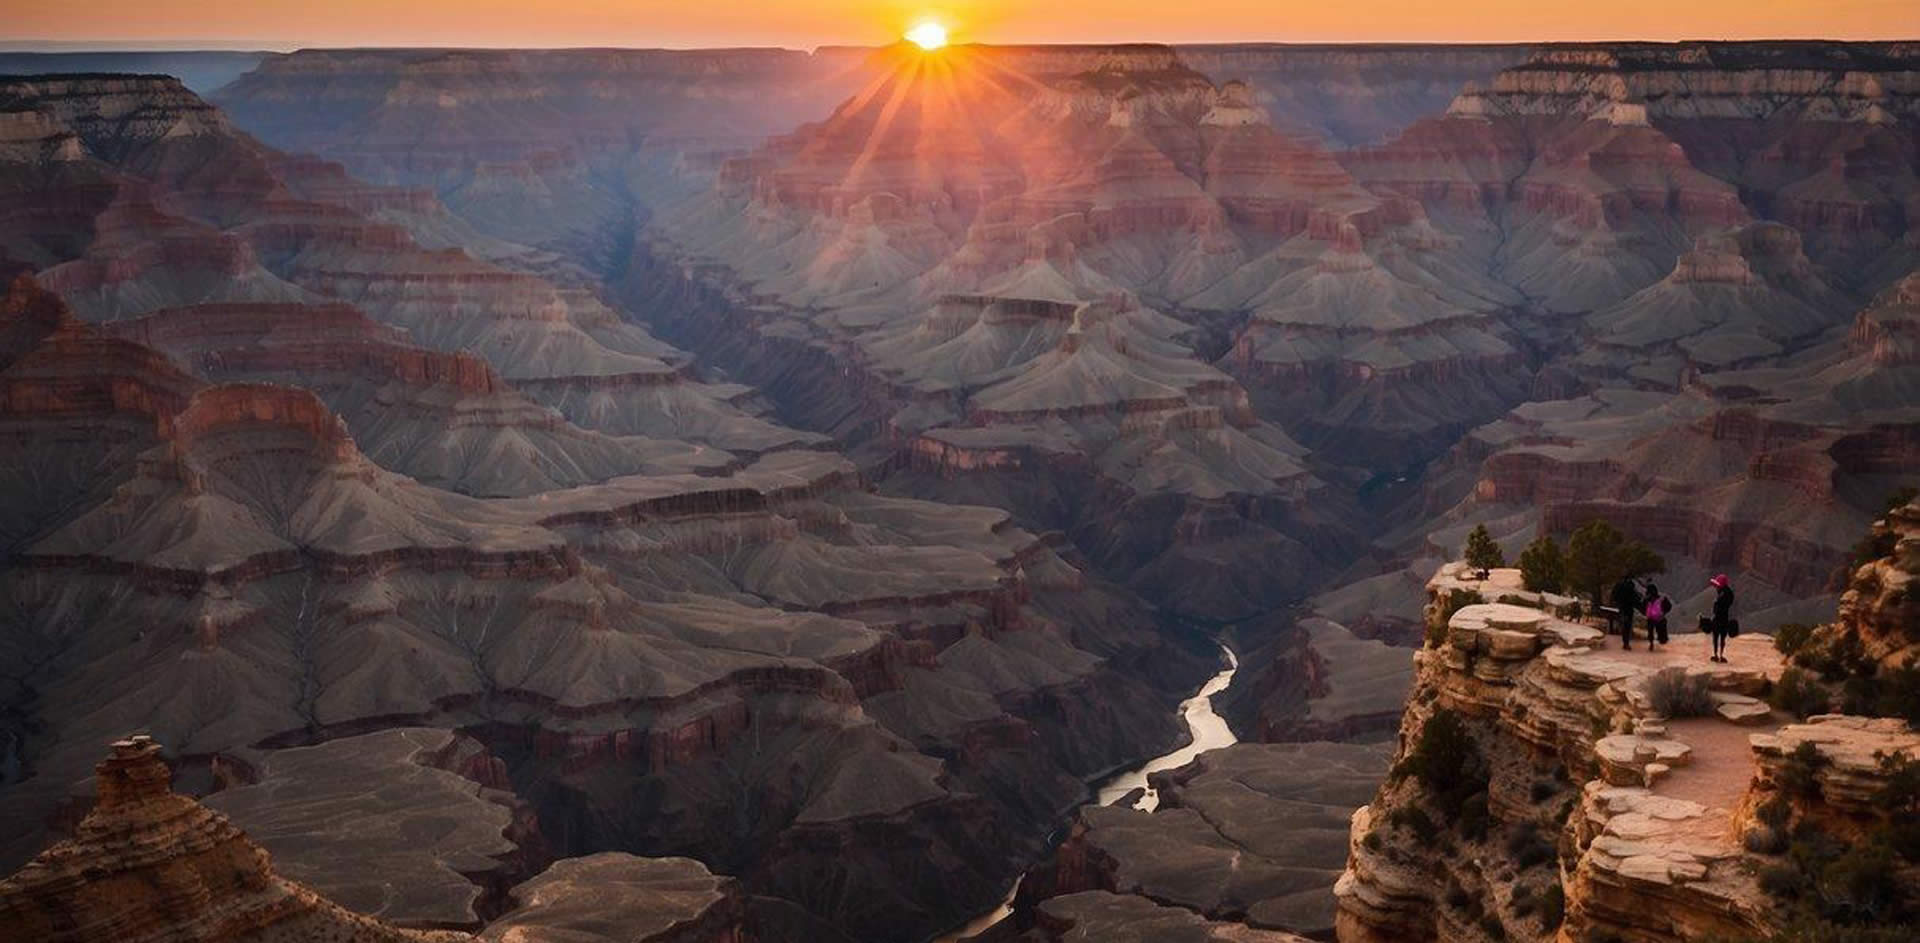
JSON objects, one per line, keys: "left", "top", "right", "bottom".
{"left": 0, "top": 735, "right": 460, "bottom": 943}
{"left": 1485, "top": 42, "right": 1920, "bottom": 122}
{"left": 0, "top": 74, "right": 233, "bottom": 148}
{"left": 945, "top": 43, "right": 1193, "bottom": 80}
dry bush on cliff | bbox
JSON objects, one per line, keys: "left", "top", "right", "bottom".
{"left": 1647, "top": 667, "right": 1716, "bottom": 718}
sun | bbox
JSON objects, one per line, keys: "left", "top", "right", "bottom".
{"left": 905, "top": 20, "right": 949, "bottom": 51}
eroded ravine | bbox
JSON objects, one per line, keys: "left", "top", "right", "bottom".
{"left": 932, "top": 644, "right": 1241, "bottom": 942}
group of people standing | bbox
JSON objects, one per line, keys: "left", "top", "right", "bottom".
{"left": 1608, "top": 574, "right": 1738, "bottom": 662}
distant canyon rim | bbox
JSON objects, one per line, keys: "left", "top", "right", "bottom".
{"left": 0, "top": 35, "right": 1916, "bottom": 943}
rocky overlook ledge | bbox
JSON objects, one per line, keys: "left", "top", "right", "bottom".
{"left": 1335, "top": 517, "right": 1920, "bottom": 943}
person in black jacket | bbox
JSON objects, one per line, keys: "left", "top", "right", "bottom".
{"left": 1708, "top": 573, "right": 1735, "bottom": 662}
{"left": 1611, "top": 576, "right": 1642, "bottom": 650}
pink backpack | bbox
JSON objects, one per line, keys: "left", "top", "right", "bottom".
{"left": 1645, "top": 597, "right": 1667, "bottom": 620}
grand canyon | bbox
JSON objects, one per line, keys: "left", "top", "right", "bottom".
{"left": 0, "top": 14, "right": 1916, "bottom": 943}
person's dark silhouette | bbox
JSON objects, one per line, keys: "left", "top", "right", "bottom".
{"left": 1611, "top": 576, "right": 1642, "bottom": 650}
{"left": 1708, "top": 574, "right": 1735, "bottom": 662}
{"left": 1643, "top": 581, "right": 1670, "bottom": 648}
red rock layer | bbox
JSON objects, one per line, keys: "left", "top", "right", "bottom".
{"left": 0, "top": 736, "right": 461, "bottom": 943}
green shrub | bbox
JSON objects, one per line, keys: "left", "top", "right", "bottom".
{"left": 1509, "top": 884, "right": 1538, "bottom": 917}
{"left": 1737, "top": 921, "right": 1920, "bottom": 943}
{"left": 1757, "top": 795, "right": 1794, "bottom": 828}
{"left": 1874, "top": 753, "right": 1920, "bottom": 816}
{"left": 1518, "top": 533, "right": 1566, "bottom": 594}
{"left": 1808, "top": 631, "right": 1873, "bottom": 683}
{"left": 1505, "top": 822, "right": 1556, "bottom": 870}
{"left": 1772, "top": 668, "right": 1832, "bottom": 720}
{"left": 1646, "top": 667, "right": 1716, "bottom": 718}
{"left": 1818, "top": 841, "right": 1900, "bottom": 924}
{"left": 1458, "top": 792, "right": 1490, "bottom": 841}
{"left": 1390, "top": 805, "right": 1440, "bottom": 843}
{"left": 1865, "top": 659, "right": 1920, "bottom": 726}
{"left": 1756, "top": 818, "right": 1916, "bottom": 932}
{"left": 1530, "top": 779, "right": 1558, "bottom": 802}
{"left": 1815, "top": 657, "right": 1920, "bottom": 727}
{"left": 1775, "top": 622, "right": 1816, "bottom": 657}
{"left": 1747, "top": 825, "right": 1790, "bottom": 855}
{"left": 1363, "top": 830, "right": 1382, "bottom": 851}
{"left": 1477, "top": 913, "right": 1505, "bottom": 938}
{"left": 1399, "top": 708, "right": 1482, "bottom": 796}
{"left": 1781, "top": 742, "right": 1829, "bottom": 800}
{"left": 1540, "top": 883, "right": 1565, "bottom": 930}
{"left": 1761, "top": 860, "right": 1813, "bottom": 900}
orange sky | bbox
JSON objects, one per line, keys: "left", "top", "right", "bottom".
{"left": 8, "top": 0, "right": 1916, "bottom": 49}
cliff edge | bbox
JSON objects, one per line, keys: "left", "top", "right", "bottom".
{"left": 1334, "top": 501, "right": 1920, "bottom": 942}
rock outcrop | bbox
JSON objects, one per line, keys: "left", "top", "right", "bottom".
{"left": 1334, "top": 555, "right": 1920, "bottom": 943}
{"left": 0, "top": 735, "right": 466, "bottom": 943}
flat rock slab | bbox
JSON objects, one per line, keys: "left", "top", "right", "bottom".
{"left": 206, "top": 727, "right": 517, "bottom": 928}
{"left": 1036, "top": 891, "right": 1314, "bottom": 943}
{"left": 1714, "top": 700, "right": 1772, "bottom": 726}
{"left": 479, "top": 853, "right": 743, "bottom": 943}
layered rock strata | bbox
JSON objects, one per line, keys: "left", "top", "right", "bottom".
{"left": 0, "top": 735, "right": 466, "bottom": 943}
{"left": 0, "top": 78, "right": 1213, "bottom": 941}
{"left": 1333, "top": 557, "right": 1920, "bottom": 943}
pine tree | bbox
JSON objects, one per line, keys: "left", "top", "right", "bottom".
{"left": 1565, "top": 520, "right": 1666, "bottom": 608}
{"left": 1463, "top": 524, "right": 1504, "bottom": 579}
{"left": 1518, "top": 534, "right": 1566, "bottom": 594}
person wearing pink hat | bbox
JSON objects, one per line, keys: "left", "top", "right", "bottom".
{"left": 1706, "top": 574, "right": 1736, "bottom": 662}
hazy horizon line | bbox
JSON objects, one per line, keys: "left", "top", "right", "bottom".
{"left": 5, "top": 34, "right": 1916, "bottom": 56}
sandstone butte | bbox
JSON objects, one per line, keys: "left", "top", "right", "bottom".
{"left": 0, "top": 733, "right": 765, "bottom": 943}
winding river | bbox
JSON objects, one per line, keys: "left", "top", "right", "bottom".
{"left": 931, "top": 645, "right": 1241, "bottom": 942}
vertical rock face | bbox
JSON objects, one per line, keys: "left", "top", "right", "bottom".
{"left": 0, "top": 735, "right": 466, "bottom": 943}
{"left": 1334, "top": 549, "right": 1920, "bottom": 943}
{"left": 1826, "top": 497, "right": 1920, "bottom": 667}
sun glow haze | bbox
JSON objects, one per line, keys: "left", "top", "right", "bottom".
{"left": 7, "top": 2, "right": 1915, "bottom": 48}
{"left": 906, "top": 20, "right": 950, "bottom": 50}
